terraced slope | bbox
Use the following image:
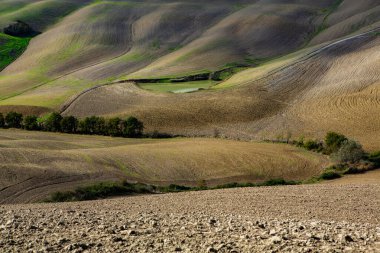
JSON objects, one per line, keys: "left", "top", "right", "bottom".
{"left": 0, "top": 129, "right": 328, "bottom": 204}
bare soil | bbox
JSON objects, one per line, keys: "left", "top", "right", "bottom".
{"left": 1, "top": 183, "right": 380, "bottom": 252}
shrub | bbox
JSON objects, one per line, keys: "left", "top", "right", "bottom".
{"left": 23, "top": 115, "right": 39, "bottom": 130}
{"left": 5, "top": 111, "right": 23, "bottom": 128}
{"left": 261, "top": 178, "right": 298, "bottom": 186}
{"left": 332, "top": 140, "right": 365, "bottom": 163}
{"left": 304, "top": 140, "right": 323, "bottom": 152}
{"left": 122, "top": 116, "right": 144, "bottom": 137}
{"left": 0, "top": 113, "right": 4, "bottom": 128}
{"left": 296, "top": 135, "right": 305, "bottom": 147}
{"left": 368, "top": 151, "right": 380, "bottom": 167}
{"left": 159, "top": 184, "right": 192, "bottom": 192}
{"left": 40, "top": 112, "right": 63, "bottom": 132}
{"left": 48, "top": 182, "right": 155, "bottom": 202}
{"left": 61, "top": 116, "right": 78, "bottom": 133}
{"left": 325, "top": 132, "right": 347, "bottom": 154}
{"left": 319, "top": 171, "right": 342, "bottom": 180}
{"left": 149, "top": 130, "right": 173, "bottom": 139}
{"left": 79, "top": 116, "right": 106, "bottom": 135}
{"left": 107, "top": 117, "right": 122, "bottom": 137}
{"left": 4, "top": 20, "right": 39, "bottom": 37}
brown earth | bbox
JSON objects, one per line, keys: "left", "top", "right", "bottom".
{"left": 1, "top": 182, "right": 380, "bottom": 252}
{"left": 0, "top": 129, "right": 328, "bottom": 204}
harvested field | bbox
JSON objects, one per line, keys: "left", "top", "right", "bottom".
{"left": 0, "top": 129, "right": 329, "bottom": 204}
{"left": 1, "top": 183, "right": 380, "bottom": 252}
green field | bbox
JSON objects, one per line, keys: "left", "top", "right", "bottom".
{"left": 0, "top": 33, "right": 30, "bottom": 70}
{"left": 138, "top": 80, "right": 218, "bottom": 93}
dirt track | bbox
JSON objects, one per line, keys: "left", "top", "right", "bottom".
{"left": 1, "top": 183, "right": 380, "bottom": 252}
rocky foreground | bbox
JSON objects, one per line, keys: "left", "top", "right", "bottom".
{"left": 1, "top": 184, "right": 380, "bottom": 252}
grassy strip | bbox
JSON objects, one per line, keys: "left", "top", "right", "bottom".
{"left": 46, "top": 179, "right": 300, "bottom": 202}
{"left": 0, "top": 33, "right": 30, "bottom": 71}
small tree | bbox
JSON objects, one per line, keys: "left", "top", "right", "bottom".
{"left": 304, "top": 139, "right": 323, "bottom": 152}
{"left": 23, "top": 115, "right": 39, "bottom": 130}
{"left": 107, "top": 117, "right": 122, "bottom": 137}
{"left": 332, "top": 140, "right": 365, "bottom": 163}
{"left": 285, "top": 131, "right": 292, "bottom": 143}
{"left": 61, "top": 116, "right": 78, "bottom": 133}
{"left": 40, "top": 112, "right": 63, "bottom": 132}
{"left": 5, "top": 112, "right": 23, "bottom": 128}
{"left": 122, "top": 116, "right": 144, "bottom": 138}
{"left": 325, "top": 132, "right": 347, "bottom": 154}
{"left": 0, "top": 113, "right": 4, "bottom": 128}
{"left": 79, "top": 116, "right": 106, "bottom": 135}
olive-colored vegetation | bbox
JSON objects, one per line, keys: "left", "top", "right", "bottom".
{"left": 47, "top": 179, "right": 300, "bottom": 202}
{"left": 296, "top": 132, "right": 377, "bottom": 180}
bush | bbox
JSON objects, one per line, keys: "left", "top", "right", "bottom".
{"left": 325, "top": 132, "right": 347, "bottom": 154}
{"left": 4, "top": 20, "right": 39, "bottom": 37}
{"left": 23, "top": 115, "right": 39, "bottom": 130}
{"left": 79, "top": 116, "right": 106, "bottom": 135}
{"left": 319, "top": 171, "right": 342, "bottom": 180}
{"left": 40, "top": 112, "right": 63, "bottom": 132}
{"left": 368, "top": 151, "right": 380, "bottom": 167}
{"left": 332, "top": 140, "right": 365, "bottom": 163}
{"left": 5, "top": 111, "right": 23, "bottom": 128}
{"left": 159, "top": 184, "right": 192, "bottom": 192}
{"left": 304, "top": 140, "right": 323, "bottom": 152}
{"left": 0, "top": 113, "right": 4, "bottom": 128}
{"left": 122, "top": 116, "right": 144, "bottom": 137}
{"left": 107, "top": 117, "right": 122, "bottom": 137}
{"left": 48, "top": 182, "right": 156, "bottom": 202}
{"left": 61, "top": 116, "right": 78, "bottom": 133}
{"left": 261, "top": 178, "right": 298, "bottom": 186}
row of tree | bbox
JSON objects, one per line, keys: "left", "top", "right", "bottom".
{"left": 0, "top": 112, "right": 144, "bottom": 138}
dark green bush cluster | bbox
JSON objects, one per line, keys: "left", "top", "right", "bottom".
{"left": 48, "top": 181, "right": 155, "bottom": 202}
{"left": 0, "top": 112, "right": 144, "bottom": 138}
{"left": 297, "top": 132, "right": 366, "bottom": 163}
{"left": 319, "top": 170, "right": 342, "bottom": 180}
{"left": 48, "top": 179, "right": 300, "bottom": 202}
{"left": 295, "top": 132, "right": 375, "bottom": 180}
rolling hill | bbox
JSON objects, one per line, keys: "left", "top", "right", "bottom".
{"left": 0, "top": 129, "right": 328, "bottom": 203}
{"left": 0, "top": 0, "right": 379, "bottom": 149}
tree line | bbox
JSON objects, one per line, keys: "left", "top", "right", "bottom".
{"left": 0, "top": 111, "right": 144, "bottom": 138}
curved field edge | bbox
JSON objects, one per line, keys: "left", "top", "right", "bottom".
{"left": 0, "top": 129, "right": 329, "bottom": 204}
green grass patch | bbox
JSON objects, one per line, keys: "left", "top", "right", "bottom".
{"left": 138, "top": 80, "right": 217, "bottom": 93}
{"left": 0, "top": 33, "right": 30, "bottom": 70}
